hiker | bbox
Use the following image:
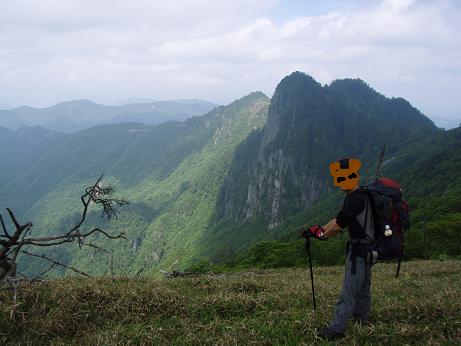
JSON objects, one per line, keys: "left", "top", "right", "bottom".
{"left": 299, "top": 158, "right": 371, "bottom": 341}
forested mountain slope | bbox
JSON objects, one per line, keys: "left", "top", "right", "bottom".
{"left": 0, "top": 92, "right": 269, "bottom": 275}
{"left": 0, "top": 126, "right": 64, "bottom": 178}
{"left": 1, "top": 72, "right": 459, "bottom": 276}
{"left": 197, "top": 72, "right": 441, "bottom": 261}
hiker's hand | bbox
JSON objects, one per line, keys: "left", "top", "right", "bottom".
{"left": 298, "top": 226, "right": 310, "bottom": 238}
{"left": 298, "top": 225, "right": 326, "bottom": 240}
{"left": 307, "top": 225, "right": 327, "bottom": 240}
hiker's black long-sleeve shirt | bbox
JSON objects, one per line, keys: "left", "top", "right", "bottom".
{"left": 336, "top": 189, "right": 367, "bottom": 239}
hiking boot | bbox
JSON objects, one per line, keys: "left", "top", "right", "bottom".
{"left": 352, "top": 315, "right": 370, "bottom": 326}
{"left": 317, "top": 327, "right": 344, "bottom": 341}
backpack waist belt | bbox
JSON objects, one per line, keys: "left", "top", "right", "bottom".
{"left": 347, "top": 240, "right": 374, "bottom": 277}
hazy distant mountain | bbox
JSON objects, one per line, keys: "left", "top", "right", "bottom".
{"left": 430, "top": 115, "right": 461, "bottom": 130}
{"left": 112, "top": 98, "right": 156, "bottom": 105}
{"left": 0, "top": 99, "right": 217, "bottom": 133}
{"left": 174, "top": 99, "right": 217, "bottom": 107}
{"left": 0, "top": 102, "right": 11, "bottom": 110}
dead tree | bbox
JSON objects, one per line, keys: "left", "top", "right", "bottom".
{"left": 0, "top": 175, "right": 128, "bottom": 283}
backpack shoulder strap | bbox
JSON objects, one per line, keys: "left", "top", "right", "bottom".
{"left": 354, "top": 189, "right": 375, "bottom": 242}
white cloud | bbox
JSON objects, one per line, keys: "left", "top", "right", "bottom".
{"left": 0, "top": 0, "right": 460, "bottom": 121}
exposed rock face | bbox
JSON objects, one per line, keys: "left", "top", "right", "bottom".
{"left": 217, "top": 72, "right": 437, "bottom": 229}
{"left": 249, "top": 75, "right": 326, "bottom": 227}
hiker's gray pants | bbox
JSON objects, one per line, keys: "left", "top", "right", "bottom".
{"left": 328, "top": 253, "right": 372, "bottom": 333}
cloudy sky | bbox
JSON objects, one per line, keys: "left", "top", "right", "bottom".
{"left": 0, "top": 0, "right": 460, "bottom": 123}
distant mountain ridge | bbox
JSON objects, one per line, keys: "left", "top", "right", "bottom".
{"left": 0, "top": 72, "right": 459, "bottom": 277}
{"left": 0, "top": 99, "right": 217, "bottom": 133}
{"left": 430, "top": 115, "right": 461, "bottom": 130}
{"left": 0, "top": 102, "right": 11, "bottom": 110}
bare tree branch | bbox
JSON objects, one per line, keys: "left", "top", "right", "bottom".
{"left": 23, "top": 228, "right": 126, "bottom": 244}
{"left": 0, "top": 214, "right": 11, "bottom": 239}
{"left": 21, "top": 251, "right": 90, "bottom": 277}
{"left": 0, "top": 176, "right": 128, "bottom": 282}
{"left": 26, "top": 239, "right": 74, "bottom": 247}
{"left": 11, "top": 222, "right": 33, "bottom": 263}
{"left": 84, "top": 242, "right": 112, "bottom": 255}
{"left": 134, "top": 261, "right": 148, "bottom": 278}
{"left": 83, "top": 242, "right": 115, "bottom": 277}
{"left": 6, "top": 208, "right": 20, "bottom": 229}
{"left": 39, "top": 263, "right": 57, "bottom": 277}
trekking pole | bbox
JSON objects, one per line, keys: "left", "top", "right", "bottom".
{"left": 375, "top": 144, "right": 386, "bottom": 181}
{"left": 305, "top": 237, "right": 316, "bottom": 311}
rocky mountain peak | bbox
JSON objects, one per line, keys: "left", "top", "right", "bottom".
{"left": 218, "top": 72, "right": 438, "bottom": 231}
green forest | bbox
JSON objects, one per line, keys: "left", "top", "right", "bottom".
{"left": 0, "top": 72, "right": 460, "bottom": 279}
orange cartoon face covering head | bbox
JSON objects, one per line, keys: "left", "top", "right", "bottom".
{"left": 329, "top": 158, "right": 361, "bottom": 191}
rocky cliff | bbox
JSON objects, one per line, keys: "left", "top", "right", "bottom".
{"left": 216, "top": 72, "right": 437, "bottom": 231}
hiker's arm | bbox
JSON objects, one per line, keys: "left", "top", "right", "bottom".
{"left": 321, "top": 219, "right": 342, "bottom": 239}
{"left": 298, "top": 219, "right": 342, "bottom": 240}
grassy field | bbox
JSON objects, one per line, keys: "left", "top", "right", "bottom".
{"left": 1, "top": 259, "right": 460, "bottom": 345}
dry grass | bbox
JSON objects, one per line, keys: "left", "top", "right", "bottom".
{"left": 1, "top": 260, "right": 460, "bottom": 345}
